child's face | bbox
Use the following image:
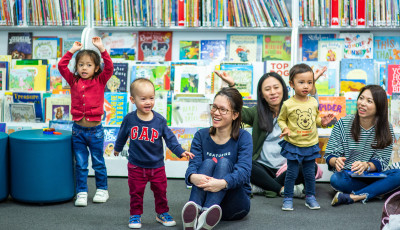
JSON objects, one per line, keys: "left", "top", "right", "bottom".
{"left": 77, "top": 55, "right": 99, "bottom": 79}
{"left": 130, "top": 82, "right": 155, "bottom": 115}
{"left": 289, "top": 71, "right": 314, "bottom": 97}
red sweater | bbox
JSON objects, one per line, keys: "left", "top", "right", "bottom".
{"left": 58, "top": 50, "right": 114, "bottom": 122}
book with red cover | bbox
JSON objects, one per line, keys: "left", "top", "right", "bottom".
{"left": 387, "top": 65, "right": 400, "bottom": 96}
{"left": 357, "top": 0, "right": 366, "bottom": 26}
{"left": 331, "top": 0, "right": 340, "bottom": 26}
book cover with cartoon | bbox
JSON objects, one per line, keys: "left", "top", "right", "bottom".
{"left": 52, "top": 105, "right": 70, "bottom": 121}
{"left": 340, "top": 59, "right": 375, "bottom": 85}
{"left": 179, "top": 40, "right": 200, "bottom": 60}
{"left": 101, "top": 32, "right": 137, "bottom": 60}
{"left": 134, "top": 65, "right": 171, "bottom": 91}
{"left": 227, "top": 35, "right": 261, "bottom": 63}
{"left": 262, "top": 35, "right": 291, "bottom": 61}
{"left": 200, "top": 40, "right": 226, "bottom": 62}
{"left": 301, "top": 34, "right": 335, "bottom": 61}
{"left": 318, "top": 96, "right": 346, "bottom": 128}
{"left": 13, "top": 92, "right": 43, "bottom": 122}
{"left": 219, "top": 63, "right": 253, "bottom": 97}
{"left": 374, "top": 36, "right": 400, "bottom": 61}
{"left": 318, "top": 39, "right": 344, "bottom": 62}
{"left": 339, "top": 33, "right": 373, "bottom": 59}
{"left": 105, "top": 63, "right": 128, "bottom": 92}
{"left": 387, "top": 64, "right": 400, "bottom": 96}
{"left": 9, "top": 69, "right": 34, "bottom": 91}
{"left": 32, "top": 37, "right": 59, "bottom": 59}
{"left": 165, "top": 127, "right": 198, "bottom": 161}
{"left": 138, "top": 31, "right": 172, "bottom": 61}
{"left": 103, "top": 92, "right": 128, "bottom": 126}
{"left": 171, "top": 98, "right": 210, "bottom": 128}
{"left": 8, "top": 32, "right": 32, "bottom": 59}
{"left": 302, "top": 61, "right": 339, "bottom": 96}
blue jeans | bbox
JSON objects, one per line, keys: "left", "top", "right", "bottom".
{"left": 72, "top": 123, "right": 108, "bottom": 193}
{"left": 284, "top": 159, "right": 316, "bottom": 197}
{"left": 330, "top": 169, "right": 400, "bottom": 202}
{"left": 189, "top": 158, "right": 250, "bottom": 221}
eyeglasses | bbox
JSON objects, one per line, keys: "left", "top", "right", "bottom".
{"left": 210, "top": 104, "right": 230, "bottom": 115}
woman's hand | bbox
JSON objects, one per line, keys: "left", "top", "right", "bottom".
{"left": 189, "top": 174, "right": 211, "bottom": 187}
{"left": 69, "top": 41, "right": 82, "bottom": 53}
{"left": 351, "top": 161, "right": 369, "bottom": 175}
{"left": 334, "top": 157, "right": 346, "bottom": 172}
{"left": 214, "top": 71, "right": 235, "bottom": 87}
{"left": 197, "top": 178, "right": 227, "bottom": 193}
{"left": 92, "top": 36, "right": 106, "bottom": 52}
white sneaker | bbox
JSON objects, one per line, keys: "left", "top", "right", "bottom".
{"left": 250, "top": 183, "right": 265, "bottom": 194}
{"left": 280, "top": 184, "right": 306, "bottom": 198}
{"left": 93, "top": 189, "right": 109, "bottom": 203}
{"left": 75, "top": 192, "right": 88, "bottom": 207}
{"left": 196, "top": 205, "right": 222, "bottom": 230}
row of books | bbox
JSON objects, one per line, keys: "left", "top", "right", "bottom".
{"left": 300, "top": 0, "right": 400, "bottom": 27}
{"left": 0, "top": 0, "right": 87, "bottom": 26}
{"left": 92, "top": 0, "right": 292, "bottom": 27}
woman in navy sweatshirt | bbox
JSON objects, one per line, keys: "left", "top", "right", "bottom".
{"left": 181, "top": 87, "right": 253, "bottom": 230}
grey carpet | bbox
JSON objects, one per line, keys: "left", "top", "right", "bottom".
{"left": 0, "top": 177, "right": 386, "bottom": 230}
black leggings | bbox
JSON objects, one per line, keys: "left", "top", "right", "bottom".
{"left": 250, "top": 161, "right": 317, "bottom": 193}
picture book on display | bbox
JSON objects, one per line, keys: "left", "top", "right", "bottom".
{"left": 346, "top": 99, "right": 357, "bottom": 115}
{"left": 173, "top": 65, "right": 207, "bottom": 94}
{"left": 13, "top": 92, "right": 43, "bottom": 122}
{"left": 219, "top": 63, "right": 253, "bottom": 97}
{"left": 390, "top": 133, "right": 400, "bottom": 169}
{"left": 301, "top": 34, "right": 335, "bottom": 61}
{"left": 262, "top": 35, "right": 291, "bottom": 61}
{"left": 0, "top": 61, "right": 9, "bottom": 90}
{"left": 105, "top": 63, "right": 129, "bottom": 92}
{"left": 103, "top": 126, "right": 128, "bottom": 159}
{"left": 45, "top": 97, "right": 71, "bottom": 122}
{"left": 14, "top": 59, "right": 47, "bottom": 91}
{"left": 179, "top": 41, "right": 200, "bottom": 60}
{"left": 200, "top": 40, "right": 226, "bottom": 62}
{"left": 374, "top": 36, "right": 400, "bottom": 61}
{"left": 318, "top": 96, "right": 346, "bottom": 128}
{"left": 227, "top": 35, "right": 261, "bottom": 63}
{"left": 9, "top": 103, "right": 36, "bottom": 123}
{"left": 303, "top": 61, "right": 339, "bottom": 96}
{"left": 171, "top": 98, "right": 211, "bottom": 128}
{"left": 138, "top": 31, "right": 172, "bottom": 61}
{"left": 103, "top": 92, "right": 128, "bottom": 126}
{"left": 387, "top": 65, "right": 400, "bottom": 95}
{"left": 32, "top": 37, "right": 60, "bottom": 59}
{"left": 318, "top": 39, "right": 344, "bottom": 62}
{"left": 9, "top": 69, "right": 34, "bottom": 91}
{"left": 133, "top": 65, "right": 171, "bottom": 91}
{"left": 340, "top": 59, "right": 375, "bottom": 85}
{"left": 391, "top": 94, "right": 400, "bottom": 133}
{"left": 8, "top": 32, "right": 33, "bottom": 59}
{"left": 165, "top": 127, "right": 198, "bottom": 161}
{"left": 339, "top": 33, "right": 374, "bottom": 59}
{"left": 62, "top": 37, "right": 81, "bottom": 56}
{"left": 49, "top": 65, "right": 63, "bottom": 91}
{"left": 265, "top": 61, "right": 291, "bottom": 88}
{"left": 101, "top": 32, "right": 137, "bottom": 60}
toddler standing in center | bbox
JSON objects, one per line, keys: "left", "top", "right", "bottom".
{"left": 114, "top": 78, "right": 194, "bottom": 229}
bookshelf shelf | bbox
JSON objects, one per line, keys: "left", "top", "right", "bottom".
{"left": 92, "top": 26, "right": 293, "bottom": 33}
{"left": 298, "top": 27, "right": 400, "bottom": 33}
{"left": 0, "top": 26, "right": 86, "bottom": 32}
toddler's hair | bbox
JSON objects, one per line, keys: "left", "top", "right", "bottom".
{"left": 289, "top": 63, "right": 314, "bottom": 83}
{"left": 130, "top": 78, "right": 155, "bottom": 97}
{"left": 73, "top": 50, "right": 102, "bottom": 81}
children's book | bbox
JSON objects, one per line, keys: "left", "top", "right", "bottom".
{"left": 318, "top": 39, "right": 344, "bottom": 62}
{"left": 138, "top": 31, "right": 172, "bottom": 61}
{"left": 103, "top": 92, "right": 128, "bottom": 126}
{"left": 388, "top": 65, "right": 400, "bottom": 96}
{"left": 316, "top": 136, "right": 330, "bottom": 164}
{"left": 3, "top": 92, "right": 13, "bottom": 122}
{"left": 101, "top": 32, "right": 138, "bottom": 60}
{"left": 227, "top": 35, "right": 261, "bottom": 63}
{"left": 303, "top": 61, "right": 339, "bottom": 96}
{"left": 170, "top": 62, "right": 197, "bottom": 92}
{"left": 340, "top": 59, "right": 375, "bottom": 85}
{"left": 9, "top": 103, "right": 36, "bottom": 123}
{"left": 219, "top": 63, "right": 253, "bottom": 97}
{"left": 265, "top": 61, "right": 291, "bottom": 88}
{"left": 9, "top": 69, "right": 35, "bottom": 91}
{"left": 0, "top": 62, "right": 9, "bottom": 91}
{"left": 45, "top": 96, "right": 72, "bottom": 122}
{"left": 49, "top": 120, "right": 74, "bottom": 131}
{"left": 49, "top": 64, "right": 63, "bottom": 92}
{"left": 62, "top": 37, "right": 81, "bottom": 57}
{"left": 165, "top": 127, "right": 198, "bottom": 161}
{"left": 32, "top": 37, "right": 60, "bottom": 59}
{"left": 301, "top": 34, "right": 335, "bottom": 61}
{"left": 200, "top": 40, "right": 226, "bottom": 62}
{"left": 373, "top": 36, "right": 400, "bottom": 61}
{"left": 179, "top": 41, "right": 200, "bottom": 60}
{"left": 340, "top": 79, "right": 366, "bottom": 93}
{"left": 14, "top": 61, "right": 47, "bottom": 91}
{"left": 105, "top": 63, "right": 129, "bottom": 92}
{"left": 318, "top": 96, "right": 346, "bottom": 128}
{"left": 13, "top": 92, "right": 43, "bottom": 122}
{"left": 171, "top": 97, "right": 211, "bottom": 127}
{"left": 262, "top": 35, "right": 291, "bottom": 61}
{"left": 391, "top": 94, "right": 400, "bottom": 133}
{"left": 133, "top": 65, "right": 171, "bottom": 91}
{"left": 103, "top": 126, "right": 120, "bottom": 158}
{"left": 346, "top": 99, "right": 358, "bottom": 115}
{"left": 389, "top": 133, "right": 400, "bottom": 169}
{"left": 173, "top": 65, "right": 207, "bottom": 94}
{"left": 339, "top": 33, "right": 374, "bottom": 59}
{"left": 7, "top": 32, "right": 33, "bottom": 59}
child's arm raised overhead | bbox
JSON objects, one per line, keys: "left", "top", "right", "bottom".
{"left": 58, "top": 41, "right": 82, "bottom": 86}
{"left": 92, "top": 36, "right": 114, "bottom": 84}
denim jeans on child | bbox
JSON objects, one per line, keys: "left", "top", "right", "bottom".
{"left": 284, "top": 159, "right": 315, "bottom": 197}
{"left": 330, "top": 169, "right": 400, "bottom": 201}
{"left": 72, "top": 123, "right": 108, "bottom": 193}
{"left": 189, "top": 158, "right": 250, "bottom": 221}
{"left": 128, "top": 163, "right": 169, "bottom": 215}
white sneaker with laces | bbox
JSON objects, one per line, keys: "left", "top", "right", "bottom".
{"left": 75, "top": 192, "right": 88, "bottom": 207}
{"left": 250, "top": 183, "right": 265, "bottom": 194}
{"left": 93, "top": 189, "right": 109, "bottom": 203}
{"left": 280, "top": 184, "right": 306, "bottom": 198}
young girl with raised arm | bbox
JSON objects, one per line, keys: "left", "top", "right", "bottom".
{"left": 58, "top": 37, "right": 114, "bottom": 207}
{"left": 277, "top": 64, "right": 333, "bottom": 211}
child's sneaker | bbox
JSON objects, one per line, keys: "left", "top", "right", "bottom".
{"left": 156, "top": 212, "right": 176, "bottom": 227}
{"left": 129, "top": 215, "right": 142, "bottom": 229}
{"left": 282, "top": 198, "right": 293, "bottom": 211}
{"left": 182, "top": 201, "right": 199, "bottom": 230}
{"left": 250, "top": 183, "right": 265, "bottom": 194}
{"left": 93, "top": 189, "right": 109, "bottom": 203}
{"left": 331, "top": 192, "right": 354, "bottom": 206}
{"left": 305, "top": 195, "right": 320, "bottom": 210}
{"left": 196, "top": 204, "right": 222, "bottom": 230}
{"left": 75, "top": 192, "right": 88, "bottom": 207}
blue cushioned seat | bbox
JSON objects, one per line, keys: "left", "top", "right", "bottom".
{"left": 0, "top": 132, "right": 8, "bottom": 201}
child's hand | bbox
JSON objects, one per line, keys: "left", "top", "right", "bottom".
{"left": 114, "top": 151, "right": 120, "bottom": 157}
{"left": 92, "top": 36, "right": 105, "bottom": 52}
{"left": 181, "top": 151, "right": 194, "bottom": 159}
{"left": 321, "top": 114, "right": 334, "bottom": 127}
{"left": 214, "top": 71, "right": 235, "bottom": 87}
{"left": 314, "top": 66, "right": 327, "bottom": 82}
{"left": 279, "top": 127, "right": 290, "bottom": 138}
{"left": 69, "top": 41, "right": 82, "bottom": 53}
